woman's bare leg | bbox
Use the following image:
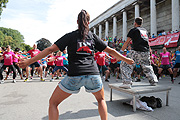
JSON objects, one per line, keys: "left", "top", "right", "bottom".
{"left": 49, "top": 86, "right": 71, "bottom": 120}
{"left": 92, "top": 87, "right": 108, "bottom": 120}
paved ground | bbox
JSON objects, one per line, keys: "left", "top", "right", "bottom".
{"left": 0, "top": 74, "right": 180, "bottom": 120}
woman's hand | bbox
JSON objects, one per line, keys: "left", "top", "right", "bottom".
{"left": 125, "top": 58, "right": 134, "bottom": 65}
{"left": 18, "top": 59, "right": 30, "bottom": 69}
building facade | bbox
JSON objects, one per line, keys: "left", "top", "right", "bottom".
{"left": 89, "top": 0, "right": 180, "bottom": 41}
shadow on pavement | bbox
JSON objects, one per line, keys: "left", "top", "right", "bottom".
{"left": 42, "top": 109, "right": 100, "bottom": 120}
{"left": 92, "top": 99, "right": 137, "bottom": 118}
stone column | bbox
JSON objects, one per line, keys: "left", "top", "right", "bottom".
{"left": 93, "top": 27, "right": 96, "bottom": 35}
{"left": 113, "top": 15, "right": 117, "bottom": 40}
{"left": 99, "top": 24, "right": 102, "bottom": 39}
{"left": 150, "top": 0, "right": 157, "bottom": 36}
{"left": 105, "top": 20, "right": 109, "bottom": 39}
{"left": 122, "top": 10, "right": 127, "bottom": 41}
{"left": 134, "top": 2, "right": 140, "bottom": 18}
{"left": 172, "top": 0, "right": 180, "bottom": 32}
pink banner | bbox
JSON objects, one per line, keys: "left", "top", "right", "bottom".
{"left": 164, "top": 32, "right": 180, "bottom": 48}
{"left": 149, "top": 32, "right": 180, "bottom": 47}
{"left": 149, "top": 36, "right": 166, "bottom": 46}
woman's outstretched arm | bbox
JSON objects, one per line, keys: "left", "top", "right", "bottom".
{"left": 104, "top": 46, "right": 134, "bottom": 65}
{"left": 18, "top": 44, "right": 59, "bottom": 68}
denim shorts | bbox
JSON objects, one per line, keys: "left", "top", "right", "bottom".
{"left": 29, "top": 62, "right": 41, "bottom": 68}
{"left": 58, "top": 75, "right": 103, "bottom": 94}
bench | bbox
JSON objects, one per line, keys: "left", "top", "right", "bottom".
{"left": 108, "top": 82, "right": 172, "bottom": 112}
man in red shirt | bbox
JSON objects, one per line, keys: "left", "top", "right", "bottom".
{"left": 45, "top": 53, "right": 55, "bottom": 77}
{"left": 109, "top": 54, "right": 119, "bottom": 77}
{"left": 24, "top": 44, "right": 44, "bottom": 82}
{"left": 95, "top": 51, "right": 110, "bottom": 82}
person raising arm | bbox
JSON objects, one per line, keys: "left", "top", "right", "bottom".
{"left": 18, "top": 10, "right": 134, "bottom": 120}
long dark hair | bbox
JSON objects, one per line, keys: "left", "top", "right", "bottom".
{"left": 78, "top": 9, "right": 90, "bottom": 40}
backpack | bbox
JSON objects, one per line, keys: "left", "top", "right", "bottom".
{"left": 140, "top": 96, "right": 162, "bottom": 109}
{"left": 156, "top": 97, "right": 162, "bottom": 108}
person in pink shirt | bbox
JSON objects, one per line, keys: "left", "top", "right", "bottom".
{"left": 24, "top": 44, "right": 44, "bottom": 82}
{"left": 150, "top": 50, "right": 158, "bottom": 76}
{"left": 95, "top": 51, "right": 110, "bottom": 82}
{"left": 0, "top": 45, "right": 20, "bottom": 83}
{"left": 4, "top": 48, "right": 23, "bottom": 80}
{"left": 157, "top": 47, "right": 174, "bottom": 83}
{"left": 51, "top": 51, "right": 68, "bottom": 81}
{"left": 45, "top": 53, "right": 55, "bottom": 77}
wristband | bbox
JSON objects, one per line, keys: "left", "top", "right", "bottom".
{"left": 120, "top": 50, "right": 124, "bottom": 54}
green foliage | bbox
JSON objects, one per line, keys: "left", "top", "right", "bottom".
{"left": 0, "top": 0, "right": 8, "bottom": 16}
{"left": 36, "top": 38, "right": 52, "bottom": 51}
{"left": 0, "top": 27, "right": 31, "bottom": 51}
{"left": 0, "top": 31, "right": 4, "bottom": 46}
{"left": 20, "top": 43, "right": 33, "bottom": 52}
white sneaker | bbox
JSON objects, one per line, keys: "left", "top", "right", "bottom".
{"left": 13, "top": 79, "right": 16, "bottom": 83}
{"left": 159, "top": 77, "right": 162, "bottom": 80}
{"left": 119, "top": 83, "right": 131, "bottom": 89}
{"left": 50, "top": 78, "right": 54, "bottom": 82}
{"left": 173, "top": 78, "right": 176, "bottom": 80}
{"left": 0, "top": 80, "right": 4, "bottom": 84}
{"left": 150, "top": 82, "right": 157, "bottom": 86}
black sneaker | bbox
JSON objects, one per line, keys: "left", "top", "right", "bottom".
{"left": 135, "top": 79, "right": 141, "bottom": 82}
{"left": 171, "top": 79, "right": 174, "bottom": 84}
{"left": 178, "top": 82, "right": 180, "bottom": 84}
{"left": 105, "top": 79, "right": 109, "bottom": 82}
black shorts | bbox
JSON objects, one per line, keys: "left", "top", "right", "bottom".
{"left": 97, "top": 65, "right": 108, "bottom": 74}
{"left": 45, "top": 65, "right": 55, "bottom": 71}
{"left": 160, "top": 65, "right": 171, "bottom": 70}
{"left": 174, "top": 63, "right": 180, "bottom": 68}
{"left": 29, "top": 62, "right": 41, "bottom": 68}
{"left": 135, "top": 68, "right": 142, "bottom": 75}
{"left": 64, "top": 65, "right": 69, "bottom": 69}
{"left": 22, "top": 68, "right": 26, "bottom": 72}
{"left": 110, "top": 63, "right": 118, "bottom": 70}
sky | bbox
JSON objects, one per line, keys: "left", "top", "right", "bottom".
{"left": 0, "top": 0, "right": 120, "bottom": 46}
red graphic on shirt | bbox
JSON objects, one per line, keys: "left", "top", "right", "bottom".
{"left": 77, "top": 46, "right": 92, "bottom": 54}
{"left": 76, "top": 40, "right": 94, "bottom": 55}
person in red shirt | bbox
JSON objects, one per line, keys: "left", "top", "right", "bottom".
{"left": 24, "top": 44, "right": 44, "bottom": 82}
{"left": 109, "top": 53, "right": 119, "bottom": 77}
{"left": 45, "top": 53, "right": 55, "bottom": 77}
{"left": 0, "top": 45, "right": 20, "bottom": 83}
{"left": 95, "top": 51, "right": 110, "bottom": 82}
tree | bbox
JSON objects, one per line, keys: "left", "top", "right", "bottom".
{"left": 36, "top": 38, "right": 52, "bottom": 51}
{"left": 0, "top": 0, "right": 8, "bottom": 16}
{"left": 22, "top": 43, "right": 32, "bottom": 51}
{"left": 0, "top": 27, "right": 24, "bottom": 49}
{"left": 0, "top": 27, "right": 32, "bottom": 51}
{"left": 0, "top": 27, "right": 24, "bottom": 48}
{"left": 20, "top": 43, "right": 33, "bottom": 52}
{"left": 0, "top": 31, "right": 4, "bottom": 46}
{"left": 3, "top": 36, "right": 14, "bottom": 47}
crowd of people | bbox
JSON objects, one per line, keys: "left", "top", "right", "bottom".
{"left": 150, "top": 29, "right": 180, "bottom": 39}
{"left": 0, "top": 43, "right": 179, "bottom": 85}
{"left": 0, "top": 44, "right": 69, "bottom": 84}
{"left": 0, "top": 10, "right": 180, "bottom": 120}
{"left": 102, "top": 36, "right": 125, "bottom": 50}
{"left": 97, "top": 34, "right": 180, "bottom": 85}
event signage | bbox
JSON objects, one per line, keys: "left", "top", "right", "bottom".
{"left": 149, "top": 32, "right": 180, "bottom": 48}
